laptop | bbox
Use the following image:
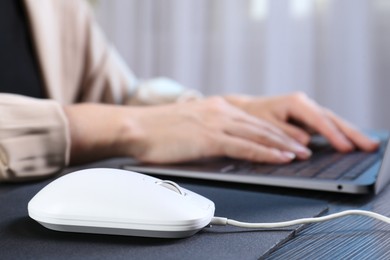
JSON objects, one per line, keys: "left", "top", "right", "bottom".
{"left": 123, "top": 132, "right": 390, "bottom": 194}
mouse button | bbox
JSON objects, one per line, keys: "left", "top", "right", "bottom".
{"left": 156, "top": 180, "right": 185, "bottom": 195}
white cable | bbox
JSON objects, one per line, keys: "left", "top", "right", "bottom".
{"left": 210, "top": 210, "right": 390, "bottom": 229}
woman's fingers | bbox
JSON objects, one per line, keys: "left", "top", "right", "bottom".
{"left": 324, "top": 109, "right": 379, "bottom": 152}
{"left": 224, "top": 119, "right": 312, "bottom": 159}
{"left": 284, "top": 93, "right": 379, "bottom": 152}
{"left": 216, "top": 135, "right": 296, "bottom": 164}
{"left": 263, "top": 117, "right": 312, "bottom": 146}
{"left": 283, "top": 93, "right": 357, "bottom": 152}
{"left": 222, "top": 103, "right": 312, "bottom": 159}
{"left": 226, "top": 94, "right": 379, "bottom": 154}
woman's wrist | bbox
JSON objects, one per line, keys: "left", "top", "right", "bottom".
{"left": 63, "top": 103, "right": 139, "bottom": 164}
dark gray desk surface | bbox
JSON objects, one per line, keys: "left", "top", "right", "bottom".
{"left": 1, "top": 158, "right": 390, "bottom": 259}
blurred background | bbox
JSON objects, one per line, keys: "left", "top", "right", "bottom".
{"left": 93, "top": 0, "right": 390, "bottom": 130}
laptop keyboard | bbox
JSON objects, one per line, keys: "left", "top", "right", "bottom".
{"left": 221, "top": 142, "right": 383, "bottom": 180}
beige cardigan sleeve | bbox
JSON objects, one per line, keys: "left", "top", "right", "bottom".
{"left": 0, "top": 0, "right": 201, "bottom": 182}
{"left": 0, "top": 94, "right": 69, "bottom": 181}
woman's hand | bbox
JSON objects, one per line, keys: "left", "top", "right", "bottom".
{"left": 64, "top": 97, "right": 312, "bottom": 165}
{"left": 124, "top": 97, "right": 312, "bottom": 164}
{"left": 224, "top": 92, "right": 379, "bottom": 153}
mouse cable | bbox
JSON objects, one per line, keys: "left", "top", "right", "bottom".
{"left": 210, "top": 210, "right": 390, "bottom": 229}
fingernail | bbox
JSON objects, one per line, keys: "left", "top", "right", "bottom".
{"left": 292, "top": 143, "right": 312, "bottom": 159}
{"left": 280, "top": 151, "right": 296, "bottom": 161}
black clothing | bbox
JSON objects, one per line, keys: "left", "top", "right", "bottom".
{"left": 0, "top": 0, "right": 45, "bottom": 98}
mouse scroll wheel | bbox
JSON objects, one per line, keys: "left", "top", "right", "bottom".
{"left": 156, "top": 180, "right": 185, "bottom": 195}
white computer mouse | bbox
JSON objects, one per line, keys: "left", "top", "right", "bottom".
{"left": 28, "top": 168, "right": 215, "bottom": 238}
